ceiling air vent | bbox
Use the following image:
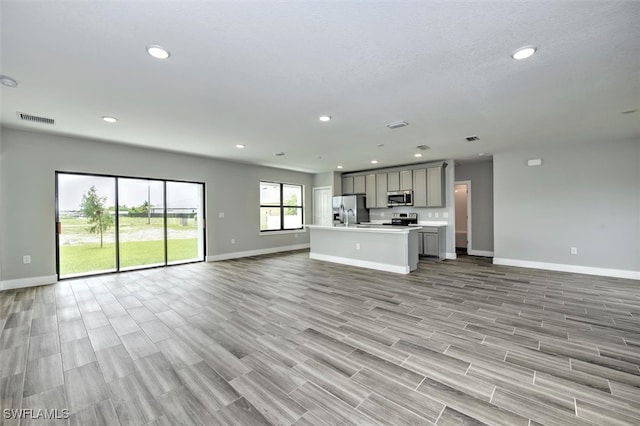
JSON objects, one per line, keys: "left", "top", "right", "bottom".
{"left": 17, "top": 112, "right": 55, "bottom": 125}
{"left": 465, "top": 135, "right": 479, "bottom": 142}
{"left": 386, "top": 120, "right": 409, "bottom": 129}
{"left": 416, "top": 144, "right": 430, "bottom": 150}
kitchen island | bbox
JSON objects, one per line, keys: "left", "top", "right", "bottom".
{"left": 305, "top": 224, "right": 422, "bottom": 274}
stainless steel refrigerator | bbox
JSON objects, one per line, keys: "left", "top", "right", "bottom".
{"left": 332, "top": 195, "right": 369, "bottom": 225}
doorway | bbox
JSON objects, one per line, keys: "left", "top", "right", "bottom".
{"left": 56, "top": 172, "right": 205, "bottom": 279}
{"left": 454, "top": 181, "right": 471, "bottom": 254}
{"left": 312, "top": 186, "right": 333, "bottom": 226}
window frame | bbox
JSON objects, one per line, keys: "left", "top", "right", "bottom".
{"left": 259, "top": 181, "right": 304, "bottom": 232}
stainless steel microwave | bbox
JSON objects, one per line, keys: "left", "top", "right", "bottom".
{"left": 387, "top": 190, "right": 413, "bottom": 207}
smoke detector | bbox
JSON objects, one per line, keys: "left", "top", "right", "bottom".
{"left": 1, "top": 75, "right": 18, "bottom": 88}
{"left": 386, "top": 121, "right": 409, "bottom": 129}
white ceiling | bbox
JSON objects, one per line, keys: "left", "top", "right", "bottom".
{"left": 1, "top": 1, "right": 639, "bottom": 173}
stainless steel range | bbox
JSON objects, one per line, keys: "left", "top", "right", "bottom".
{"left": 383, "top": 212, "right": 418, "bottom": 226}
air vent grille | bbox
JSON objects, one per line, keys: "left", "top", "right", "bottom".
{"left": 17, "top": 112, "right": 55, "bottom": 125}
{"left": 416, "top": 144, "right": 430, "bottom": 150}
{"left": 465, "top": 135, "right": 479, "bottom": 142}
{"left": 386, "top": 121, "right": 409, "bottom": 129}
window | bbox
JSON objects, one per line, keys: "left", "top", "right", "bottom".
{"left": 260, "top": 181, "right": 303, "bottom": 231}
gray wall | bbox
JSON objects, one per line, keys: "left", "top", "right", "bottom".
{"left": 0, "top": 127, "right": 314, "bottom": 281}
{"left": 493, "top": 138, "right": 640, "bottom": 272}
{"left": 455, "top": 160, "right": 494, "bottom": 253}
{"left": 312, "top": 171, "right": 341, "bottom": 195}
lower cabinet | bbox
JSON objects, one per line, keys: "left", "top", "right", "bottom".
{"left": 418, "top": 226, "right": 446, "bottom": 260}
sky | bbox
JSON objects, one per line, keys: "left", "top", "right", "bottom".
{"left": 57, "top": 174, "right": 201, "bottom": 211}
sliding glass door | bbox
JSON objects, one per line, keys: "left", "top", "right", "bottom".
{"left": 57, "top": 174, "right": 117, "bottom": 277}
{"left": 118, "top": 178, "right": 166, "bottom": 270}
{"left": 56, "top": 172, "right": 205, "bottom": 279}
{"left": 167, "top": 181, "right": 205, "bottom": 264}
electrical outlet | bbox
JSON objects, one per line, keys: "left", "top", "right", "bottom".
{"left": 443, "top": 212, "right": 449, "bottom": 218}
{"left": 231, "top": 238, "right": 236, "bottom": 244}
{"left": 356, "top": 243, "right": 361, "bottom": 250}
{"left": 218, "top": 212, "right": 225, "bottom": 218}
{"left": 294, "top": 233, "right": 298, "bottom": 239}
{"left": 434, "top": 212, "right": 440, "bottom": 218}
{"left": 428, "top": 212, "right": 432, "bottom": 218}
{"left": 570, "top": 247, "right": 578, "bottom": 255}
{"left": 380, "top": 212, "right": 385, "bottom": 217}
{"left": 23, "top": 255, "right": 31, "bottom": 264}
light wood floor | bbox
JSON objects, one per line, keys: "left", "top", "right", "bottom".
{"left": 1, "top": 251, "right": 639, "bottom": 425}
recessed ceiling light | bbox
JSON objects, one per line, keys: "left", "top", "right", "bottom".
{"left": 102, "top": 116, "right": 117, "bottom": 123}
{"left": 511, "top": 46, "right": 536, "bottom": 60}
{"left": 414, "top": 153, "right": 423, "bottom": 158}
{"left": 337, "top": 165, "right": 343, "bottom": 169}
{"left": 146, "top": 44, "right": 170, "bottom": 59}
{"left": 274, "top": 152, "right": 286, "bottom": 156}
{"left": 478, "top": 153, "right": 486, "bottom": 157}
{"left": 0, "top": 75, "right": 18, "bottom": 88}
{"left": 236, "top": 144, "right": 246, "bottom": 149}
{"left": 319, "top": 115, "right": 331, "bottom": 122}
{"left": 371, "top": 160, "right": 378, "bottom": 164}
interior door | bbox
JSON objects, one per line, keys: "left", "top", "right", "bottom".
{"left": 313, "top": 187, "right": 332, "bottom": 225}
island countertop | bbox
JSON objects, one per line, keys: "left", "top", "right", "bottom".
{"left": 306, "top": 224, "right": 421, "bottom": 274}
{"left": 305, "top": 224, "right": 422, "bottom": 233}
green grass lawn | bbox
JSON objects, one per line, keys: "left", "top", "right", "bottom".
{"left": 59, "top": 238, "right": 199, "bottom": 276}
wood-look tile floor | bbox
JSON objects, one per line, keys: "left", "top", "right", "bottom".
{"left": 1, "top": 251, "right": 639, "bottom": 425}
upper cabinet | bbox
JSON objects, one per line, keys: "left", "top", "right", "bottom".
{"left": 427, "top": 165, "right": 445, "bottom": 207}
{"left": 342, "top": 176, "right": 354, "bottom": 194}
{"left": 353, "top": 175, "right": 366, "bottom": 194}
{"left": 413, "top": 169, "right": 427, "bottom": 207}
{"left": 365, "top": 174, "right": 377, "bottom": 208}
{"left": 375, "top": 173, "right": 388, "bottom": 207}
{"left": 400, "top": 170, "right": 413, "bottom": 190}
{"left": 387, "top": 172, "right": 400, "bottom": 191}
{"left": 341, "top": 161, "right": 446, "bottom": 208}
{"left": 342, "top": 175, "right": 365, "bottom": 194}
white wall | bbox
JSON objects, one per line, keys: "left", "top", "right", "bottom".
{"left": 0, "top": 127, "right": 314, "bottom": 285}
{"left": 455, "top": 160, "right": 494, "bottom": 254}
{"left": 493, "top": 138, "right": 640, "bottom": 278}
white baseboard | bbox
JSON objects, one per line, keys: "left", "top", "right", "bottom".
{"left": 206, "top": 243, "right": 310, "bottom": 262}
{"left": 469, "top": 250, "right": 494, "bottom": 257}
{"left": 309, "top": 253, "right": 410, "bottom": 274}
{"left": 493, "top": 258, "right": 640, "bottom": 280}
{"left": 446, "top": 252, "right": 457, "bottom": 260}
{"left": 1, "top": 275, "right": 58, "bottom": 291}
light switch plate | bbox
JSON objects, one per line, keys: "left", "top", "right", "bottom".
{"left": 23, "top": 255, "right": 31, "bottom": 264}
{"left": 570, "top": 247, "right": 577, "bottom": 255}
{"left": 218, "top": 212, "right": 225, "bottom": 218}
{"left": 434, "top": 212, "right": 439, "bottom": 218}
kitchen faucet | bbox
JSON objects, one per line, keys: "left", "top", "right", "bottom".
{"left": 346, "top": 209, "right": 354, "bottom": 227}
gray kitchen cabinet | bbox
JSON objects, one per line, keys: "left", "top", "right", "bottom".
{"left": 342, "top": 176, "right": 354, "bottom": 194}
{"left": 365, "top": 174, "right": 377, "bottom": 208}
{"left": 376, "top": 173, "right": 388, "bottom": 207}
{"left": 353, "top": 175, "right": 366, "bottom": 194}
{"left": 400, "top": 170, "right": 413, "bottom": 190}
{"left": 427, "top": 166, "right": 445, "bottom": 207}
{"left": 387, "top": 171, "right": 400, "bottom": 191}
{"left": 413, "top": 168, "right": 427, "bottom": 207}
{"left": 419, "top": 226, "right": 446, "bottom": 260}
